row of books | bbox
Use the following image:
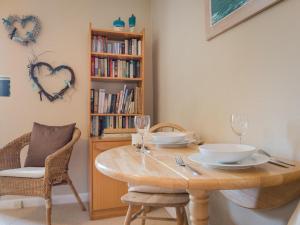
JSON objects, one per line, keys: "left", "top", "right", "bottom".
{"left": 91, "top": 35, "right": 142, "bottom": 55}
{"left": 91, "top": 57, "right": 140, "bottom": 78}
{"left": 90, "top": 85, "right": 141, "bottom": 114}
{"left": 91, "top": 116, "right": 135, "bottom": 136}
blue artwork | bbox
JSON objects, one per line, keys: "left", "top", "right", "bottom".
{"left": 211, "top": 0, "right": 249, "bottom": 24}
{"left": 0, "top": 77, "right": 10, "bottom": 97}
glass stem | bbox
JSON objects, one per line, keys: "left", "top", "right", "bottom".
{"left": 141, "top": 134, "right": 145, "bottom": 151}
{"left": 239, "top": 135, "right": 242, "bottom": 144}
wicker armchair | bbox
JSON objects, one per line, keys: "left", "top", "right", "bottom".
{"left": 0, "top": 128, "right": 86, "bottom": 225}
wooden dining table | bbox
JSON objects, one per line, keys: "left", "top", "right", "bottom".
{"left": 95, "top": 144, "right": 300, "bottom": 225}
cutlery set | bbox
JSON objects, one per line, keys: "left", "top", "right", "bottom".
{"left": 258, "top": 149, "right": 295, "bottom": 168}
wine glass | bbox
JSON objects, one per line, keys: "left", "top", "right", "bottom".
{"left": 134, "top": 115, "right": 151, "bottom": 153}
{"left": 231, "top": 113, "right": 248, "bottom": 144}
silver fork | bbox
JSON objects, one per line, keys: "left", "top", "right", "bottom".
{"left": 175, "top": 156, "right": 201, "bottom": 175}
{"left": 258, "top": 149, "right": 295, "bottom": 167}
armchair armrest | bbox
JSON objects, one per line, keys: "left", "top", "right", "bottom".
{"left": 0, "top": 132, "right": 31, "bottom": 170}
{"left": 44, "top": 128, "right": 81, "bottom": 183}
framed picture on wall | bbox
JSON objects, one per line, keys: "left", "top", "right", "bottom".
{"left": 0, "top": 77, "right": 10, "bottom": 97}
{"left": 205, "top": 0, "right": 284, "bottom": 40}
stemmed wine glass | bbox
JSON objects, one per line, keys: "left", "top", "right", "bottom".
{"left": 134, "top": 115, "right": 151, "bottom": 153}
{"left": 231, "top": 113, "right": 248, "bottom": 144}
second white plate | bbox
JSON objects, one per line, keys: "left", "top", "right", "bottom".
{"left": 188, "top": 153, "right": 270, "bottom": 170}
{"left": 149, "top": 139, "right": 195, "bottom": 148}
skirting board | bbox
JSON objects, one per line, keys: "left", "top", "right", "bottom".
{"left": 0, "top": 193, "right": 88, "bottom": 210}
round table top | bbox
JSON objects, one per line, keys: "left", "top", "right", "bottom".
{"left": 95, "top": 145, "right": 300, "bottom": 190}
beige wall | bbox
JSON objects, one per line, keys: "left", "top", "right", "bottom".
{"left": 151, "top": 0, "right": 300, "bottom": 224}
{"left": 0, "top": 0, "right": 152, "bottom": 195}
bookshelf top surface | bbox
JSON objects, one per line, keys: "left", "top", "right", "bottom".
{"left": 91, "top": 28, "right": 144, "bottom": 39}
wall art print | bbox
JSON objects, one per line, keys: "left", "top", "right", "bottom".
{"left": 28, "top": 61, "right": 75, "bottom": 102}
{"left": 2, "top": 15, "right": 41, "bottom": 45}
{"left": 0, "top": 77, "right": 10, "bottom": 97}
{"left": 205, "top": 0, "right": 284, "bottom": 40}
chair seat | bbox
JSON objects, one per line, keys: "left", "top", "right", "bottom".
{"left": 121, "top": 191, "right": 189, "bottom": 207}
{"left": 128, "top": 184, "right": 186, "bottom": 194}
{"left": 0, "top": 167, "right": 45, "bottom": 178}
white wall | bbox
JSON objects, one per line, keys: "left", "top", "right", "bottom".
{"left": 0, "top": 0, "right": 152, "bottom": 195}
{"left": 151, "top": 0, "right": 300, "bottom": 224}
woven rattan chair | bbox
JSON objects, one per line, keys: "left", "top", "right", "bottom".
{"left": 122, "top": 123, "right": 189, "bottom": 225}
{"left": 0, "top": 128, "right": 86, "bottom": 225}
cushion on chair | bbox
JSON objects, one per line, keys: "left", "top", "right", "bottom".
{"left": 0, "top": 167, "right": 45, "bottom": 178}
{"left": 288, "top": 201, "right": 300, "bottom": 225}
{"left": 128, "top": 184, "right": 186, "bottom": 194}
{"left": 25, "top": 122, "right": 75, "bottom": 167}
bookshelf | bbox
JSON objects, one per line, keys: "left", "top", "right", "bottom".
{"left": 88, "top": 23, "right": 145, "bottom": 219}
{"left": 89, "top": 24, "right": 144, "bottom": 137}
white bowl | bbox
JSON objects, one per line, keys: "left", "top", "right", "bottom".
{"left": 199, "top": 144, "right": 256, "bottom": 163}
{"left": 151, "top": 132, "right": 187, "bottom": 144}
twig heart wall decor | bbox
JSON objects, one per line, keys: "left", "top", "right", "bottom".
{"left": 29, "top": 62, "right": 75, "bottom": 102}
{"left": 2, "top": 15, "right": 41, "bottom": 45}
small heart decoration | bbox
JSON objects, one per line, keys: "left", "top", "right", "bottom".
{"left": 2, "top": 15, "right": 41, "bottom": 45}
{"left": 29, "top": 62, "right": 75, "bottom": 102}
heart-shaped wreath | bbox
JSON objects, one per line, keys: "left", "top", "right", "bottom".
{"left": 2, "top": 15, "right": 41, "bottom": 45}
{"left": 29, "top": 62, "right": 75, "bottom": 102}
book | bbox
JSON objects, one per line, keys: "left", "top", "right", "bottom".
{"left": 90, "top": 89, "right": 95, "bottom": 113}
{"left": 90, "top": 85, "right": 140, "bottom": 115}
{"left": 92, "top": 35, "right": 141, "bottom": 55}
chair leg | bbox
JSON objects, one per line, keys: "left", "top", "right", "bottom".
{"left": 182, "top": 207, "right": 189, "bottom": 225}
{"left": 141, "top": 206, "right": 149, "bottom": 225}
{"left": 124, "top": 204, "right": 134, "bottom": 225}
{"left": 176, "top": 207, "right": 184, "bottom": 225}
{"left": 45, "top": 198, "right": 52, "bottom": 225}
{"left": 67, "top": 177, "right": 86, "bottom": 211}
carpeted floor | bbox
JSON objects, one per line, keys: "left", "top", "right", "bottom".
{"left": 0, "top": 204, "right": 173, "bottom": 225}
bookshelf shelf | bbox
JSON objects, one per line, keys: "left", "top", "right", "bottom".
{"left": 91, "top": 28, "right": 143, "bottom": 39}
{"left": 90, "top": 113, "right": 141, "bottom": 116}
{"left": 91, "top": 77, "right": 143, "bottom": 82}
{"left": 91, "top": 52, "right": 142, "bottom": 60}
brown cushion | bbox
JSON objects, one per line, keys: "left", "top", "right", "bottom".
{"left": 24, "top": 122, "right": 75, "bottom": 167}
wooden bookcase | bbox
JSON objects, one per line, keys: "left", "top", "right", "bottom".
{"left": 88, "top": 24, "right": 145, "bottom": 219}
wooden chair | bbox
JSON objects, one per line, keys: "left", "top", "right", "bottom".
{"left": 0, "top": 128, "right": 86, "bottom": 225}
{"left": 287, "top": 200, "right": 300, "bottom": 225}
{"left": 121, "top": 122, "right": 189, "bottom": 225}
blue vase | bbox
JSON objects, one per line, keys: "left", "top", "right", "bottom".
{"left": 113, "top": 17, "right": 125, "bottom": 31}
{"left": 128, "top": 14, "right": 136, "bottom": 32}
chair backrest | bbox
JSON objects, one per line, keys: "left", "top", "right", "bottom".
{"left": 62, "top": 127, "right": 81, "bottom": 169}
{"left": 288, "top": 201, "right": 300, "bottom": 225}
{"left": 150, "top": 123, "right": 186, "bottom": 133}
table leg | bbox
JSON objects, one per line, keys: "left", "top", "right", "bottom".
{"left": 188, "top": 190, "right": 209, "bottom": 225}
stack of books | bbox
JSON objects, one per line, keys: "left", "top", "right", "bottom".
{"left": 91, "top": 116, "right": 135, "bottom": 136}
{"left": 90, "top": 85, "right": 141, "bottom": 114}
{"left": 91, "top": 58, "right": 140, "bottom": 78}
{"left": 91, "top": 35, "right": 142, "bottom": 55}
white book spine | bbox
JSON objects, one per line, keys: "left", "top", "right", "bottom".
{"left": 138, "top": 40, "right": 142, "bottom": 56}
{"left": 125, "top": 40, "right": 128, "bottom": 54}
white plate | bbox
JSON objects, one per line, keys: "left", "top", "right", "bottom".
{"left": 188, "top": 153, "right": 270, "bottom": 170}
{"left": 151, "top": 132, "right": 187, "bottom": 144}
{"left": 149, "top": 139, "right": 194, "bottom": 148}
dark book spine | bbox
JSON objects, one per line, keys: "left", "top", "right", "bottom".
{"left": 90, "top": 89, "right": 94, "bottom": 113}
